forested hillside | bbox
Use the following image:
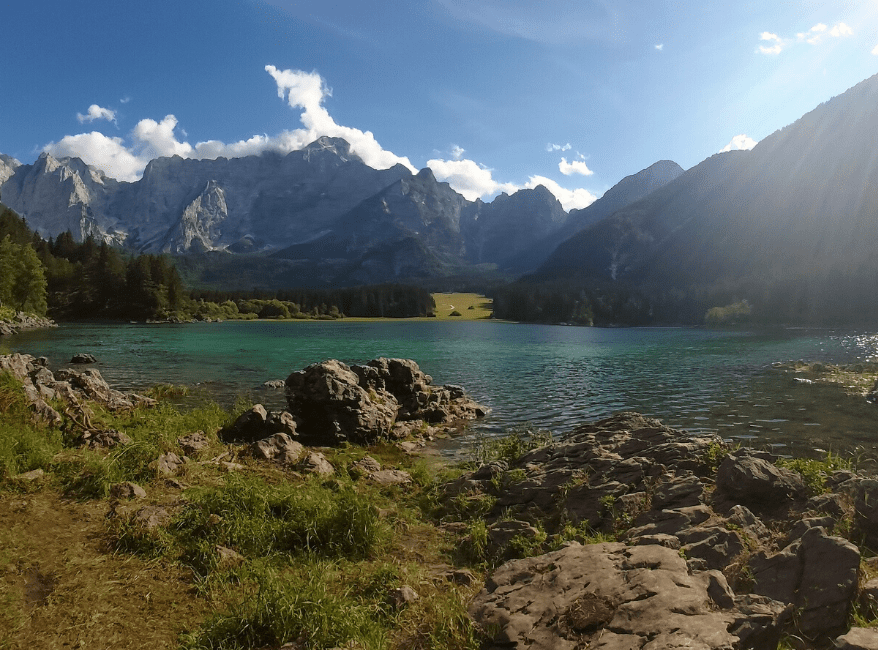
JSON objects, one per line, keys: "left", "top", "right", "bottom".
{"left": 0, "top": 203, "right": 434, "bottom": 321}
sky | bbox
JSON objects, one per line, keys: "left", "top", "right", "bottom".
{"left": 2, "top": 1, "right": 878, "bottom": 211}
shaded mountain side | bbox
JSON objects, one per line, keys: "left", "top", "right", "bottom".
{"left": 461, "top": 185, "right": 567, "bottom": 269}
{"left": 508, "top": 160, "right": 684, "bottom": 274}
{"left": 526, "top": 72, "right": 878, "bottom": 325}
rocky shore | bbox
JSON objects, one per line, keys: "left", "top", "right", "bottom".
{"left": 3, "top": 354, "right": 878, "bottom": 648}
{"left": 0, "top": 311, "right": 56, "bottom": 336}
{"left": 455, "top": 412, "right": 878, "bottom": 649}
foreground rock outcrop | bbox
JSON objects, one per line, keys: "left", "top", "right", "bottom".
{"left": 282, "top": 357, "right": 489, "bottom": 445}
{"left": 0, "top": 353, "right": 156, "bottom": 426}
{"left": 461, "top": 413, "right": 878, "bottom": 648}
{"left": 0, "top": 312, "right": 56, "bottom": 336}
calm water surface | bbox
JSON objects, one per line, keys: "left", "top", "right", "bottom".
{"left": 5, "top": 321, "right": 878, "bottom": 457}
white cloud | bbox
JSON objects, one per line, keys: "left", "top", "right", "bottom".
{"left": 450, "top": 145, "right": 465, "bottom": 160}
{"left": 546, "top": 142, "right": 571, "bottom": 152}
{"left": 427, "top": 157, "right": 596, "bottom": 210}
{"left": 77, "top": 104, "right": 117, "bottom": 124}
{"left": 655, "top": 43, "right": 664, "bottom": 51}
{"left": 44, "top": 65, "right": 417, "bottom": 182}
{"left": 426, "top": 158, "right": 518, "bottom": 201}
{"left": 558, "top": 157, "right": 593, "bottom": 176}
{"left": 44, "top": 131, "right": 142, "bottom": 180}
{"left": 758, "top": 31, "right": 784, "bottom": 55}
{"left": 829, "top": 22, "right": 853, "bottom": 38}
{"left": 797, "top": 22, "right": 851, "bottom": 44}
{"left": 762, "top": 21, "right": 853, "bottom": 54}
{"left": 720, "top": 134, "right": 758, "bottom": 153}
{"left": 264, "top": 65, "right": 415, "bottom": 171}
{"left": 525, "top": 176, "right": 597, "bottom": 211}
{"left": 872, "top": 43, "right": 878, "bottom": 55}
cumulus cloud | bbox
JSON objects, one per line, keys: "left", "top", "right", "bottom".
{"left": 558, "top": 157, "right": 593, "bottom": 177}
{"left": 720, "top": 134, "right": 758, "bottom": 153}
{"left": 872, "top": 43, "right": 878, "bottom": 55}
{"left": 758, "top": 31, "right": 783, "bottom": 55}
{"left": 655, "top": 43, "right": 664, "bottom": 51}
{"left": 44, "top": 65, "right": 417, "bottom": 182}
{"left": 546, "top": 142, "right": 571, "bottom": 152}
{"left": 426, "top": 158, "right": 518, "bottom": 201}
{"left": 760, "top": 22, "right": 853, "bottom": 54}
{"left": 264, "top": 65, "right": 415, "bottom": 171}
{"left": 450, "top": 144, "right": 465, "bottom": 160}
{"left": 524, "top": 176, "right": 597, "bottom": 211}
{"left": 797, "top": 22, "right": 852, "bottom": 44}
{"left": 77, "top": 104, "right": 116, "bottom": 124}
{"left": 427, "top": 157, "right": 596, "bottom": 210}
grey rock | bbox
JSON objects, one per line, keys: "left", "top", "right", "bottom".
{"left": 297, "top": 451, "right": 334, "bottom": 475}
{"left": 651, "top": 474, "right": 703, "bottom": 510}
{"left": 154, "top": 452, "right": 186, "bottom": 476}
{"left": 715, "top": 450, "right": 807, "bottom": 506}
{"left": 836, "top": 627, "right": 878, "bottom": 649}
{"left": 727, "top": 504, "right": 770, "bottom": 541}
{"left": 110, "top": 482, "right": 147, "bottom": 500}
{"left": 70, "top": 353, "right": 97, "bottom": 364}
{"left": 78, "top": 429, "right": 132, "bottom": 449}
{"left": 390, "top": 585, "right": 419, "bottom": 608}
{"left": 14, "top": 468, "right": 45, "bottom": 482}
{"left": 252, "top": 433, "right": 304, "bottom": 464}
{"left": 368, "top": 469, "right": 413, "bottom": 486}
{"left": 177, "top": 431, "right": 210, "bottom": 455}
{"left": 470, "top": 542, "right": 780, "bottom": 650}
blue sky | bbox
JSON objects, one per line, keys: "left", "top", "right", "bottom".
{"left": 2, "top": 0, "right": 877, "bottom": 210}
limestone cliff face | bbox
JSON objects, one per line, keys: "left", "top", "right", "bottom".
{"left": 0, "top": 137, "right": 413, "bottom": 254}
{"left": 0, "top": 153, "right": 126, "bottom": 245}
{"left": 0, "top": 154, "right": 20, "bottom": 185}
{"left": 157, "top": 180, "right": 230, "bottom": 253}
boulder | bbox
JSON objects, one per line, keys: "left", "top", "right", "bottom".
{"left": 836, "top": 627, "right": 878, "bottom": 650}
{"left": 70, "top": 353, "right": 97, "bottom": 364}
{"left": 470, "top": 542, "right": 787, "bottom": 650}
{"left": 750, "top": 526, "right": 859, "bottom": 637}
{"left": 715, "top": 450, "right": 806, "bottom": 507}
{"left": 284, "top": 358, "right": 488, "bottom": 446}
{"left": 252, "top": 433, "right": 304, "bottom": 464}
{"left": 297, "top": 451, "right": 335, "bottom": 476}
{"left": 286, "top": 360, "right": 398, "bottom": 445}
{"left": 177, "top": 431, "right": 210, "bottom": 455}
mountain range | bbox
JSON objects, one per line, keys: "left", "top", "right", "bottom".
{"left": 527, "top": 71, "right": 878, "bottom": 324}
{"left": 3, "top": 70, "right": 878, "bottom": 324}
{"left": 0, "top": 137, "right": 680, "bottom": 287}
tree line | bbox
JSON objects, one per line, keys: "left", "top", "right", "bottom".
{"left": 0, "top": 204, "right": 435, "bottom": 321}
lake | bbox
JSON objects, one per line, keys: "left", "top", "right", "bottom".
{"left": 4, "top": 321, "right": 878, "bottom": 458}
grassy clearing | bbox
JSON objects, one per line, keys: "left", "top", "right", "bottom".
{"left": 0, "top": 373, "right": 485, "bottom": 650}
{"left": 431, "top": 293, "right": 493, "bottom": 320}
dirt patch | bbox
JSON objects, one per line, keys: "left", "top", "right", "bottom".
{"left": 0, "top": 490, "right": 206, "bottom": 649}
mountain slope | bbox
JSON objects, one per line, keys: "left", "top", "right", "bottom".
{"left": 509, "top": 160, "right": 684, "bottom": 273}
{"left": 531, "top": 72, "right": 878, "bottom": 324}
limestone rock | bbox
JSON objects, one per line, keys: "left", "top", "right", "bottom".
{"left": 110, "top": 482, "right": 147, "bottom": 500}
{"left": 177, "top": 431, "right": 210, "bottom": 455}
{"left": 154, "top": 452, "right": 186, "bottom": 476}
{"left": 715, "top": 450, "right": 807, "bottom": 506}
{"left": 836, "top": 627, "right": 878, "bottom": 650}
{"left": 252, "top": 433, "right": 304, "bottom": 464}
{"left": 470, "top": 542, "right": 785, "bottom": 650}
{"left": 297, "top": 452, "right": 335, "bottom": 476}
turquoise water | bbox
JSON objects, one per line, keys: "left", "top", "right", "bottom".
{"left": 4, "top": 321, "right": 878, "bottom": 457}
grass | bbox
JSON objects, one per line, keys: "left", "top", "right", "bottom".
{"left": 430, "top": 293, "right": 493, "bottom": 321}
{"left": 0, "top": 375, "right": 484, "bottom": 650}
